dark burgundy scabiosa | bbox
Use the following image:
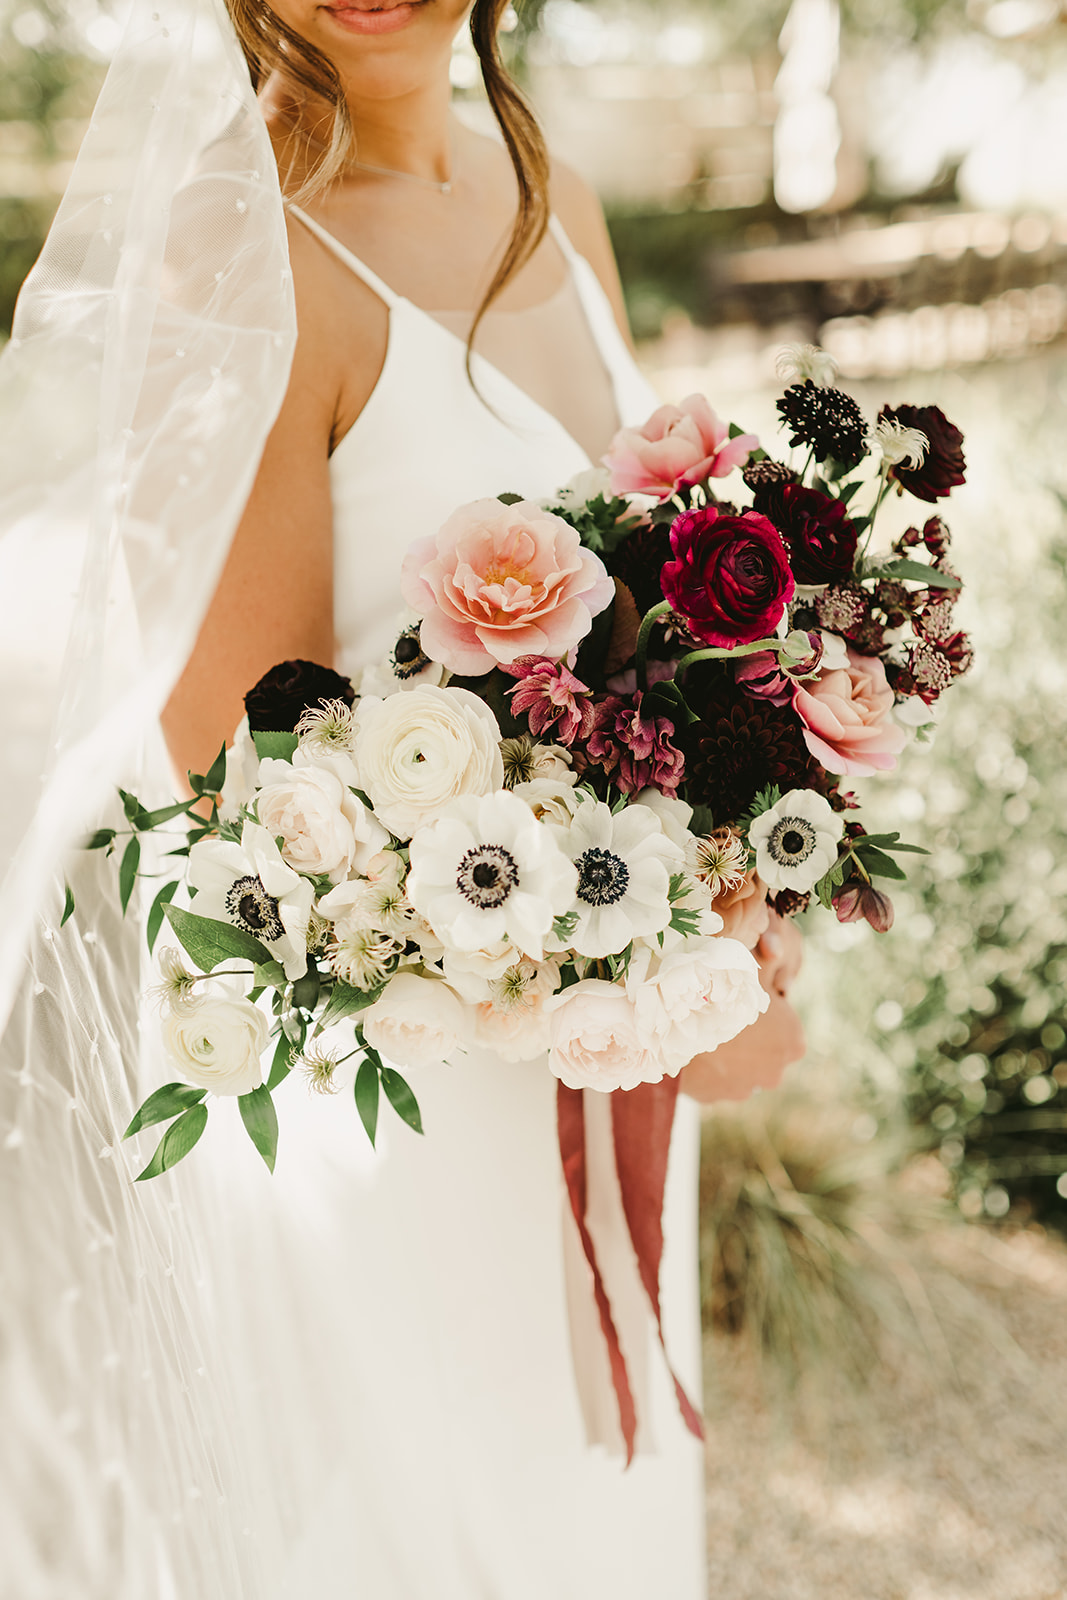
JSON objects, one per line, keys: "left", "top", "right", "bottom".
{"left": 661, "top": 506, "right": 794, "bottom": 648}
{"left": 742, "top": 458, "right": 801, "bottom": 526}
{"left": 505, "top": 657, "right": 596, "bottom": 746}
{"left": 244, "top": 660, "right": 355, "bottom": 733}
{"left": 773, "top": 484, "right": 858, "bottom": 586}
{"left": 684, "top": 689, "right": 815, "bottom": 825}
{"left": 879, "top": 404, "right": 965, "bottom": 502}
{"left": 777, "top": 381, "right": 868, "bottom": 468}
{"left": 606, "top": 520, "right": 673, "bottom": 618}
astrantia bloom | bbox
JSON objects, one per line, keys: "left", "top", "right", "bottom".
{"left": 505, "top": 656, "right": 596, "bottom": 746}
{"left": 400, "top": 497, "right": 614, "bottom": 676}
{"left": 188, "top": 821, "right": 314, "bottom": 980}
{"left": 661, "top": 506, "right": 794, "bottom": 648}
{"left": 748, "top": 789, "right": 843, "bottom": 894}
{"left": 550, "top": 798, "right": 683, "bottom": 958}
{"left": 777, "top": 382, "right": 868, "bottom": 468}
{"left": 602, "top": 393, "right": 758, "bottom": 498}
{"left": 878, "top": 404, "right": 965, "bottom": 502}
{"left": 408, "top": 789, "right": 577, "bottom": 961}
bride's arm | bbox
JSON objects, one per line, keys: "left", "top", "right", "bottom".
{"left": 161, "top": 217, "right": 385, "bottom": 784}
{"left": 680, "top": 915, "right": 806, "bottom": 1103}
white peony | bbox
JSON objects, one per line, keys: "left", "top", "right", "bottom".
{"left": 550, "top": 797, "right": 684, "bottom": 959}
{"left": 546, "top": 980, "right": 660, "bottom": 1092}
{"left": 353, "top": 684, "right": 504, "bottom": 840}
{"left": 217, "top": 716, "right": 260, "bottom": 824}
{"left": 188, "top": 821, "right": 314, "bottom": 980}
{"left": 748, "top": 788, "right": 843, "bottom": 894}
{"left": 360, "top": 970, "right": 471, "bottom": 1068}
{"left": 627, "top": 936, "right": 768, "bottom": 1077}
{"left": 161, "top": 989, "right": 269, "bottom": 1095}
{"left": 408, "top": 789, "right": 577, "bottom": 961}
{"left": 255, "top": 756, "right": 388, "bottom": 884}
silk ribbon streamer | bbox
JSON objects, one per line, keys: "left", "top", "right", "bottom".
{"left": 557, "top": 1077, "right": 704, "bottom": 1465}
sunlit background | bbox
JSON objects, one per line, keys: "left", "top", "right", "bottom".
{"left": 4, "top": 1, "right": 1067, "bottom": 1586}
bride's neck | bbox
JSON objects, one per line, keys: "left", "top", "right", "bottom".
{"left": 263, "top": 71, "right": 455, "bottom": 186}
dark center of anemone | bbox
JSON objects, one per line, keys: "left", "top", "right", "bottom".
{"left": 456, "top": 845, "right": 519, "bottom": 910}
{"left": 391, "top": 623, "right": 431, "bottom": 679}
{"left": 225, "top": 875, "right": 285, "bottom": 942}
{"left": 768, "top": 818, "right": 817, "bottom": 865}
{"left": 575, "top": 846, "right": 630, "bottom": 907}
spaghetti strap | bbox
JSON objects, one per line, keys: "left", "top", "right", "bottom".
{"left": 287, "top": 203, "right": 403, "bottom": 310}
{"left": 548, "top": 213, "right": 580, "bottom": 265}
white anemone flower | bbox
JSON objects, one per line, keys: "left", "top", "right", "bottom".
{"left": 551, "top": 798, "right": 684, "bottom": 959}
{"left": 357, "top": 610, "right": 447, "bottom": 699}
{"left": 407, "top": 789, "right": 578, "bottom": 961}
{"left": 775, "top": 343, "right": 838, "bottom": 388}
{"left": 747, "top": 788, "right": 843, "bottom": 894}
{"left": 873, "top": 416, "right": 928, "bottom": 469}
{"left": 187, "top": 820, "right": 314, "bottom": 980}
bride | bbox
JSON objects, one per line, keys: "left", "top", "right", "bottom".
{"left": 0, "top": 1, "right": 802, "bottom": 1594}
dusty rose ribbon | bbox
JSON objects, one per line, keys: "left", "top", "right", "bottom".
{"left": 557, "top": 1077, "right": 704, "bottom": 1465}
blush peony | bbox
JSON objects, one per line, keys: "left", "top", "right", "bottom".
{"left": 792, "top": 647, "right": 907, "bottom": 776}
{"left": 546, "top": 981, "right": 660, "bottom": 1092}
{"left": 400, "top": 498, "right": 614, "bottom": 677}
{"left": 602, "top": 394, "right": 758, "bottom": 497}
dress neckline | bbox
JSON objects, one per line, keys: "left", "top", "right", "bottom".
{"left": 287, "top": 204, "right": 618, "bottom": 470}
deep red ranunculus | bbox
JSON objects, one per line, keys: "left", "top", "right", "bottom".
{"left": 773, "top": 484, "right": 858, "bottom": 586}
{"left": 879, "top": 404, "right": 966, "bottom": 503}
{"left": 661, "top": 507, "right": 794, "bottom": 648}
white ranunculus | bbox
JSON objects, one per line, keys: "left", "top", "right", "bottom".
{"left": 255, "top": 756, "right": 388, "bottom": 884}
{"left": 529, "top": 743, "right": 576, "bottom": 784}
{"left": 441, "top": 939, "right": 519, "bottom": 1003}
{"left": 510, "top": 776, "right": 584, "bottom": 827}
{"left": 631, "top": 786, "right": 694, "bottom": 850}
{"left": 354, "top": 684, "right": 504, "bottom": 840}
{"left": 546, "top": 980, "right": 660, "bottom": 1092}
{"left": 408, "top": 789, "right": 577, "bottom": 961}
{"left": 748, "top": 788, "right": 843, "bottom": 894}
{"left": 187, "top": 821, "right": 314, "bottom": 980}
{"left": 627, "top": 936, "right": 768, "bottom": 1075}
{"left": 161, "top": 990, "right": 269, "bottom": 1095}
{"left": 550, "top": 797, "right": 684, "bottom": 959}
{"left": 360, "top": 970, "right": 471, "bottom": 1068}
{"left": 217, "top": 715, "right": 260, "bottom": 824}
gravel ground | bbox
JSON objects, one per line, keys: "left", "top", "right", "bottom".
{"left": 702, "top": 1226, "right": 1067, "bottom": 1600}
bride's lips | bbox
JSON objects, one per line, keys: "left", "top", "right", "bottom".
{"left": 322, "top": 0, "right": 424, "bottom": 34}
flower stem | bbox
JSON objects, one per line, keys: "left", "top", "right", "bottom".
{"left": 634, "top": 599, "right": 672, "bottom": 691}
{"left": 674, "top": 635, "right": 790, "bottom": 684}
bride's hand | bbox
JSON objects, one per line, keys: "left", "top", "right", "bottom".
{"left": 679, "top": 912, "right": 806, "bottom": 1105}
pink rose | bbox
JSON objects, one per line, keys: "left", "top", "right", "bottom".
{"left": 546, "top": 981, "right": 660, "bottom": 1092}
{"left": 793, "top": 647, "right": 907, "bottom": 777}
{"left": 602, "top": 393, "right": 758, "bottom": 498}
{"left": 714, "top": 871, "right": 770, "bottom": 951}
{"left": 401, "top": 498, "right": 614, "bottom": 677}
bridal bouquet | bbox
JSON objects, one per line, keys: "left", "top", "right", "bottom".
{"left": 87, "top": 345, "right": 969, "bottom": 1181}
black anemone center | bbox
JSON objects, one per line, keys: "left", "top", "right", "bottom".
{"left": 769, "top": 818, "right": 817, "bottom": 865}
{"left": 225, "top": 875, "right": 285, "bottom": 941}
{"left": 391, "top": 623, "right": 431, "bottom": 680}
{"left": 576, "top": 847, "right": 630, "bottom": 907}
{"left": 456, "top": 845, "right": 519, "bottom": 910}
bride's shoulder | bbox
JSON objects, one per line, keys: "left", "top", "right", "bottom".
{"left": 548, "top": 156, "right": 633, "bottom": 348}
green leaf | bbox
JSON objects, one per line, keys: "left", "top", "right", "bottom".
{"left": 238, "top": 1084, "right": 279, "bottom": 1173}
{"left": 253, "top": 959, "right": 288, "bottom": 990}
{"left": 60, "top": 882, "right": 75, "bottom": 926}
{"left": 134, "top": 1103, "right": 209, "bottom": 1181}
{"left": 380, "top": 1066, "right": 423, "bottom": 1136}
{"left": 146, "top": 880, "right": 180, "bottom": 953}
{"left": 291, "top": 965, "right": 321, "bottom": 1012}
{"left": 552, "top": 911, "right": 580, "bottom": 942}
{"left": 266, "top": 1031, "right": 294, "bottom": 1090}
{"left": 871, "top": 557, "right": 961, "bottom": 590}
{"left": 135, "top": 798, "right": 197, "bottom": 831}
{"left": 120, "top": 788, "right": 149, "bottom": 829}
{"left": 84, "top": 828, "right": 117, "bottom": 851}
{"left": 354, "top": 1057, "right": 380, "bottom": 1147}
{"left": 859, "top": 832, "right": 928, "bottom": 855}
{"left": 164, "top": 903, "right": 273, "bottom": 972}
{"left": 316, "top": 980, "right": 384, "bottom": 1031}
{"left": 124, "top": 1081, "right": 208, "bottom": 1138}
{"left": 854, "top": 844, "right": 907, "bottom": 880}
{"left": 204, "top": 741, "right": 229, "bottom": 794}
{"left": 119, "top": 834, "right": 141, "bottom": 914}
{"left": 251, "top": 730, "right": 299, "bottom": 762}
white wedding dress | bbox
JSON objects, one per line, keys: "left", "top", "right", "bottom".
{"left": 0, "top": 212, "right": 706, "bottom": 1600}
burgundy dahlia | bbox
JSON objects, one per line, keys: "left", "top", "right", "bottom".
{"left": 879, "top": 404, "right": 966, "bottom": 503}
{"left": 773, "top": 484, "right": 858, "bottom": 586}
{"left": 661, "top": 506, "right": 794, "bottom": 649}
{"left": 244, "top": 659, "right": 355, "bottom": 733}
{"left": 684, "top": 689, "right": 814, "bottom": 824}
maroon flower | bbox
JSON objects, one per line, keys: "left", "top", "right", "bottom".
{"left": 907, "top": 632, "right": 973, "bottom": 702}
{"left": 505, "top": 657, "right": 595, "bottom": 745}
{"left": 736, "top": 632, "right": 825, "bottom": 707}
{"left": 607, "top": 521, "right": 673, "bottom": 618}
{"left": 612, "top": 694, "right": 685, "bottom": 796}
{"left": 879, "top": 405, "right": 966, "bottom": 503}
{"left": 661, "top": 506, "right": 794, "bottom": 649}
{"left": 684, "top": 687, "right": 814, "bottom": 824}
{"left": 773, "top": 484, "right": 858, "bottom": 586}
{"left": 245, "top": 659, "right": 354, "bottom": 733}
{"left": 832, "top": 880, "right": 894, "bottom": 933}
